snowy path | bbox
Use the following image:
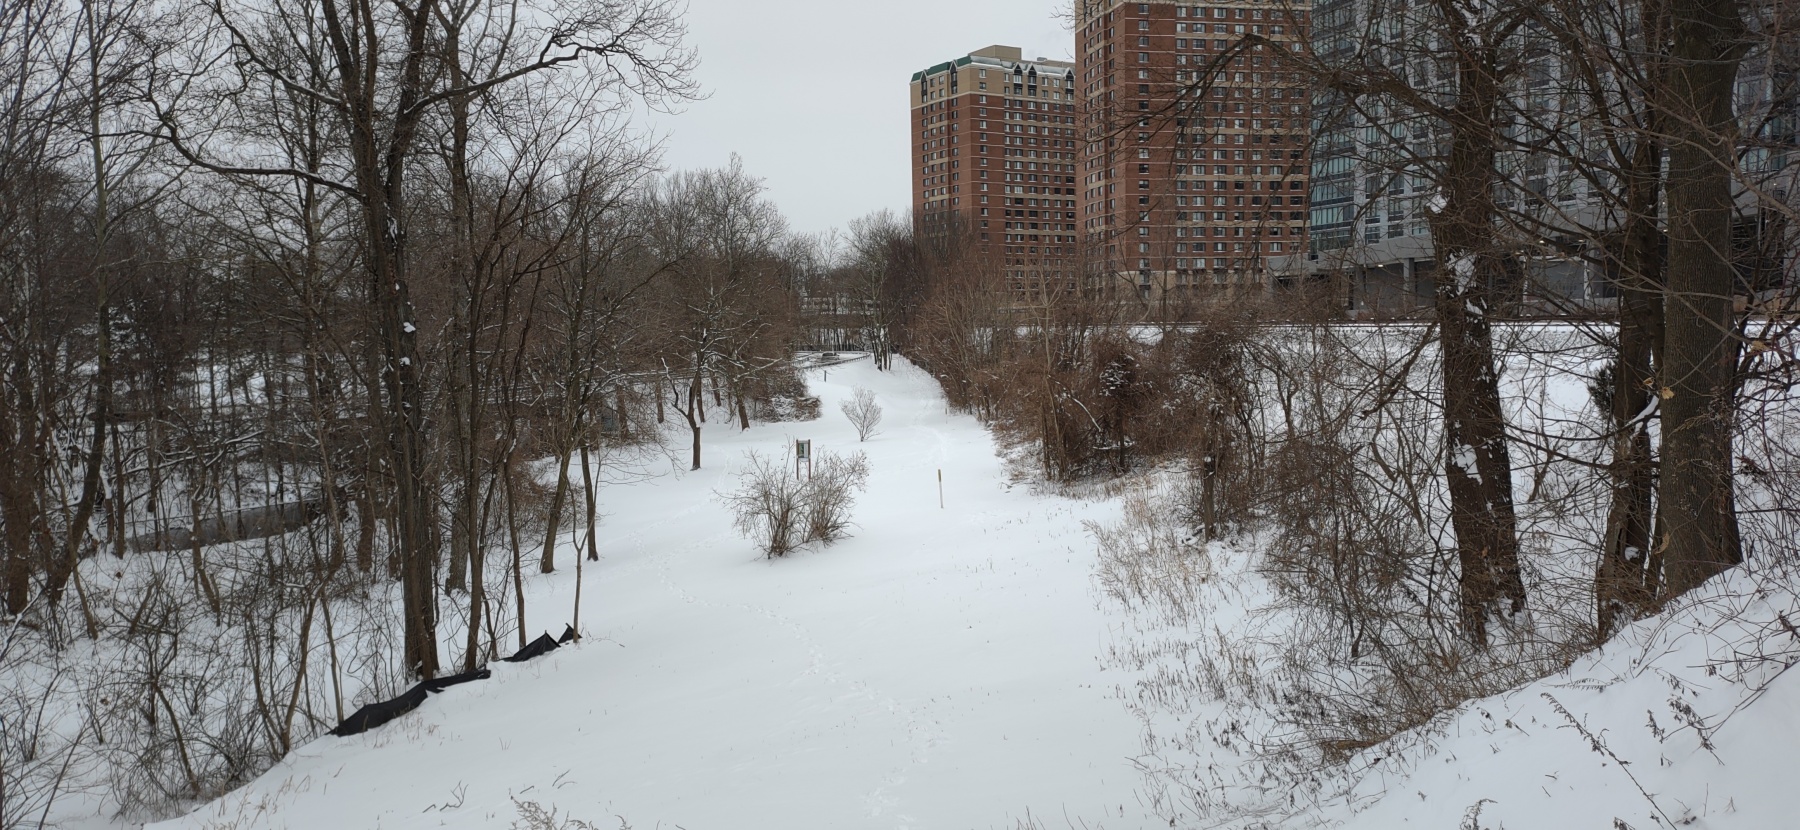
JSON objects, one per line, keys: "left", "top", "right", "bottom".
{"left": 156, "top": 357, "right": 1148, "bottom": 830}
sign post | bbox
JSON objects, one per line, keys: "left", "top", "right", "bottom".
{"left": 795, "top": 439, "right": 812, "bottom": 481}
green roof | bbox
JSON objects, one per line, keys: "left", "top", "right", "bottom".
{"left": 912, "top": 60, "right": 957, "bottom": 82}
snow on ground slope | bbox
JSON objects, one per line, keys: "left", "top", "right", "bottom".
{"left": 153, "top": 356, "right": 1150, "bottom": 830}
{"left": 1330, "top": 568, "right": 1800, "bottom": 830}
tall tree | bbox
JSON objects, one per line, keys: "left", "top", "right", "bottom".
{"left": 648, "top": 158, "right": 794, "bottom": 471}
{"left": 165, "top": 0, "right": 696, "bottom": 676}
{"left": 1656, "top": 0, "right": 1747, "bottom": 597}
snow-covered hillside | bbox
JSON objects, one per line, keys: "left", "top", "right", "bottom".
{"left": 151, "top": 357, "right": 1150, "bottom": 830}
{"left": 143, "top": 355, "right": 1799, "bottom": 830}
{"left": 1332, "top": 568, "right": 1800, "bottom": 830}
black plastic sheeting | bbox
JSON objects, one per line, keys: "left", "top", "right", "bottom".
{"left": 501, "top": 624, "right": 578, "bottom": 663}
{"left": 329, "top": 624, "right": 578, "bottom": 737}
{"left": 328, "top": 667, "right": 490, "bottom": 736}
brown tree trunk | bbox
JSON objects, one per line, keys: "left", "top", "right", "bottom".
{"left": 1596, "top": 125, "right": 1667, "bottom": 641}
{"left": 355, "top": 489, "right": 376, "bottom": 573}
{"left": 581, "top": 443, "right": 599, "bottom": 563}
{"left": 1427, "top": 38, "right": 1526, "bottom": 646}
{"left": 48, "top": 65, "right": 119, "bottom": 627}
{"left": 502, "top": 444, "right": 528, "bottom": 651}
{"left": 1656, "top": 0, "right": 1745, "bottom": 598}
{"left": 540, "top": 446, "right": 572, "bottom": 574}
{"left": 0, "top": 361, "right": 48, "bottom": 614}
{"left": 686, "top": 363, "right": 704, "bottom": 469}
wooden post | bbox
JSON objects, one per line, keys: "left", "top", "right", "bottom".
{"left": 938, "top": 469, "right": 944, "bottom": 509}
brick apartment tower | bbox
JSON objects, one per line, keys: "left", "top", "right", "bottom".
{"left": 910, "top": 46, "right": 1080, "bottom": 302}
{"left": 1076, "top": 0, "right": 1311, "bottom": 304}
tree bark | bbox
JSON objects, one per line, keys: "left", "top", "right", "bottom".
{"left": 540, "top": 446, "right": 572, "bottom": 573}
{"left": 1426, "top": 29, "right": 1527, "bottom": 646}
{"left": 0, "top": 353, "right": 50, "bottom": 615}
{"left": 1656, "top": 0, "right": 1745, "bottom": 598}
{"left": 1596, "top": 117, "right": 1667, "bottom": 640}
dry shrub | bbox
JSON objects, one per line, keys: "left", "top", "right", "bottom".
{"left": 1253, "top": 325, "right": 1583, "bottom": 758}
{"left": 1090, "top": 323, "right": 1617, "bottom": 826}
{"left": 801, "top": 452, "right": 871, "bottom": 543}
{"left": 511, "top": 797, "right": 604, "bottom": 830}
{"left": 1091, "top": 485, "right": 1213, "bottom": 627}
{"left": 720, "top": 449, "right": 870, "bottom": 558}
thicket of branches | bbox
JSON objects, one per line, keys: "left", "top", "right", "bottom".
{"left": 0, "top": 0, "right": 828, "bottom": 821}
{"left": 720, "top": 449, "right": 871, "bottom": 558}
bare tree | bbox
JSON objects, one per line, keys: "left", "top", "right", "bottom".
{"left": 646, "top": 157, "right": 797, "bottom": 470}
{"left": 162, "top": 0, "right": 697, "bottom": 677}
{"left": 839, "top": 387, "right": 883, "bottom": 441}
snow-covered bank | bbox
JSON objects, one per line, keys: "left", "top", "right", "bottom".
{"left": 151, "top": 357, "right": 1149, "bottom": 830}
{"left": 1331, "top": 568, "right": 1800, "bottom": 830}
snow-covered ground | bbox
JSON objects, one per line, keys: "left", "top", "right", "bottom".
{"left": 142, "top": 353, "right": 1800, "bottom": 830}
{"left": 152, "top": 357, "right": 1151, "bottom": 830}
{"left": 1326, "top": 567, "right": 1800, "bottom": 830}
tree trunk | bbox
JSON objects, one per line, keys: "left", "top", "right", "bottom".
{"left": 540, "top": 446, "right": 572, "bottom": 573}
{"left": 0, "top": 360, "right": 47, "bottom": 615}
{"left": 48, "top": 47, "right": 119, "bottom": 627}
{"left": 686, "top": 365, "right": 704, "bottom": 470}
{"left": 1427, "top": 40, "right": 1526, "bottom": 646}
{"left": 1656, "top": 0, "right": 1745, "bottom": 598}
{"left": 1596, "top": 124, "right": 1666, "bottom": 641}
{"left": 355, "top": 489, "right": 376, "bottom": 573}
{"left": 502, "top": 445, "right": 528, "bottom": 651}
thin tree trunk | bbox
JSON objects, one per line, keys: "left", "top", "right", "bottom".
{"left": 685, "top": 364, "right": 704, "bottom": 470}
{"left": 1596, "top": 121, "right": 1666, "bottom": 640}
{"left": 0, "top": 363, "right": 45, "bottom": 614}
{"left": 502, "top": 445, "right": 527, "bottom": 650}
{"left": 581, "top": 443, "right": 599, "bottom": 563}
{"left": 540, "top": 446, "right": 572, "bottom": 573}
{"left": 48, "top": 23, "right": 118, "bottom": 629}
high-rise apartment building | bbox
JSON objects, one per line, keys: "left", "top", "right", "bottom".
{"left": 910, "top": 46, "right": 1080, "bottom": 301}
{"left": 1075, "top": 0, "right": 1312, "bottom": 303}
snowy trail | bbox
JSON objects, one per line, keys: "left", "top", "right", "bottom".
{"left": 155, "top": 357, "right": 1148, "bottom": 830}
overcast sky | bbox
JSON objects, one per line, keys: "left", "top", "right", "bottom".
{"left": 641, "top": 0, "right": 1073, "bottom": 241}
